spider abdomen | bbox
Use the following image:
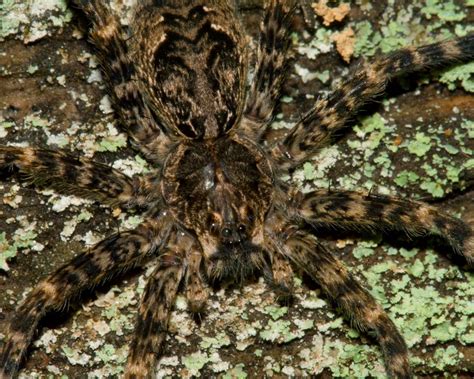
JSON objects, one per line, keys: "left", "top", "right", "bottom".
{"left": 132, "top": 1, "right": 248, "bottom": 139}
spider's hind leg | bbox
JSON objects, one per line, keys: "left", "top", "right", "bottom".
{"left": 242, "top": 0, "right": 297, "bottom": 140}
{"left": 273, "top": 35, "right": 474, "bottom": 168}
{"left": 72, "top": 0, "right": 171, "bottom": 163}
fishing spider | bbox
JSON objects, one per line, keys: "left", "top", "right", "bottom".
{"left": 0, "top": 1, "right": 473, "bottom": 378}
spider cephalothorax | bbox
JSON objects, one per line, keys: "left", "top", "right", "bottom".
{"left": 0, "top": 1, "right": 473, "bottom": 378}
{"left": 161, "top": 135, "right": 274, "bottom": 281}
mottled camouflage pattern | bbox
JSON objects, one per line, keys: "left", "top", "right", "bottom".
{"left": 0, "top": 0, "right": 473, "bottom": 378}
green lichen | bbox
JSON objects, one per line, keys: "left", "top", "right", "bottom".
{"left": 408, "top": 259, "right": 424, "bottom": 278}
{"left": 98, "top": 134, "right": 127, "bottom": 152}
{"left": 314, "top": 70, "right": 331, "bottom": 84}
{"left": 0, "top": 229, "right": 38, "bottom": 272}
{"left": 0, "top": 232, "right": 17, "bottom": 271}
{"left": 297, "top": 27, "right": 336, "bottom": 59}
{"left": 394, "top": 170, "right": 420, "bottom": 187}
{"left": 353, "top": 21, "right": 382, "bottom": 57}
{"left": 182, "top": 351, "right": 211, "bottom": 375}
{"left": 27, "top": 64, "right": 39, "bottom": 75}
{"left": 24, "top": 114, "right": 50, "bottom": 129}
{"left": 421, "top": 0, "right": 466, "bottom": 22}
{"left": 406, "top": 132, "right": 432, "bottom": 157}
{"left": 0, "top": 121, "right": 14, "bottom": 138}
{"left": 439, "top": 62, "right": 474, "bottom": 92}
{"left": 259, "top": 319, "right": 301, "bottom": 343}
{"left": 430, "top": 321, "right": 458, "bottom": 342}
{"left": 420, "top": 179, "right": 444, "bottom": 197}
{"left": 263, "top": 305, "right": 288, "bottom": 321}
{"left": 428, "top": 345, "right": 462, "bottom": 371}
{"left": 461, "top": 120, "right": 474, "bottom": 138}
{"left": 0, "top": 0, "right": 72, "bottom": 42}
{"left": 353, "top": 113, "right": 394, "bottom": 155}
{"left": 94, "top": 344, "right": 118, "bottom": 364}
{"left": 61, "top": 346, "right": 90, "bottom": 366}
{"left": 223, "top": 364, "right": 247, "bottom": 379}
{"left": 323, "top": 341, "right": 384, "bottom": 378}
{"left": 352, "top": 240, "right": 378, "bottom": 259}
{"left": 0, "top": 0, "right": 28, "bottom": 40}
{"left": 200, "top": 332, "right": 231, "bottom": 350}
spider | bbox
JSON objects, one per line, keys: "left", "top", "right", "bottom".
{"left": 0, "top": 0, "right": 473, "bottom": 378}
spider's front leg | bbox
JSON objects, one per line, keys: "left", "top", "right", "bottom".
{"left": 263, "top": 247, "right": 295, "bottom": 303}
{"left": 299, "top": 189, "right": 473, "bottom": 263}
{"left": 125, "top": 232, "right": 204, "bottom": 377}
{"left": 0, "top": 146, "right": 158, "bottom": 209}
{"left": 0, "top": 219, "right": 170, "bottom": 378}
{"left": 125, "top": 257, "right": 184, "bottom": 378}
{"left": 272, "top": 34, "right": 474, "bottom": 167}
{"left": 275, "top": 230, "right": 411, "bottom": 378}
{"left": 242, "top": 0, "right": 297, "bottom": 139}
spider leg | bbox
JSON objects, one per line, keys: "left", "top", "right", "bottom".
{"left": 185, "top": 250, "right": 209, "bottom": 314}
{"left": 0, "top": 220, "right": 170, "bottom": 378}
{"left": 125, "top": 230, "right": 205, "bottom": 377}
{"left": 242, "top": 0, "right": 297, "bottom": 139}
{"left": 72, "top": 0, "right": 171, "bottom": 163}
{"left": 0, "top": 146, "right": 158, "bottom": 209}
{"left": 271, "top": 35, "right": 474, "bottom": 168}
{"left": 278, "top": 231, "right": 411, "bottom": 378}
{"left": 125, "top": 256, "right": 184, "bottom": 378}
{"left": 264, "top": 245, "right": 294, "bottom": 303}
{"left": 298, "top": 189, "right": 473, "bottom": 263}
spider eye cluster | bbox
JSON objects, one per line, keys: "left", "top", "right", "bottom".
{"left": 220, "top": 223, "right": 247, "bottom": 245}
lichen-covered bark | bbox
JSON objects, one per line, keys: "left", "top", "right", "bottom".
{"left": 0, "top": 1, "right": 472, "bottom": 378}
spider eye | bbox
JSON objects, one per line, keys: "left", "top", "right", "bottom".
{"left": 209, "top": 221, "right": 219, "bottom": 233}
{"left": 222, "top": 228, "right": 232, "bottom": 237}
{"left": 247, "top": 212, "right": 255, "bottom": 223}
{"left": 238, "top": 224, "right": 246, "bottom": 233}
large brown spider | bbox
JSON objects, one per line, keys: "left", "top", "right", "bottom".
{"left": 0, "top": 1, "right": 473, "bottom": 378}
